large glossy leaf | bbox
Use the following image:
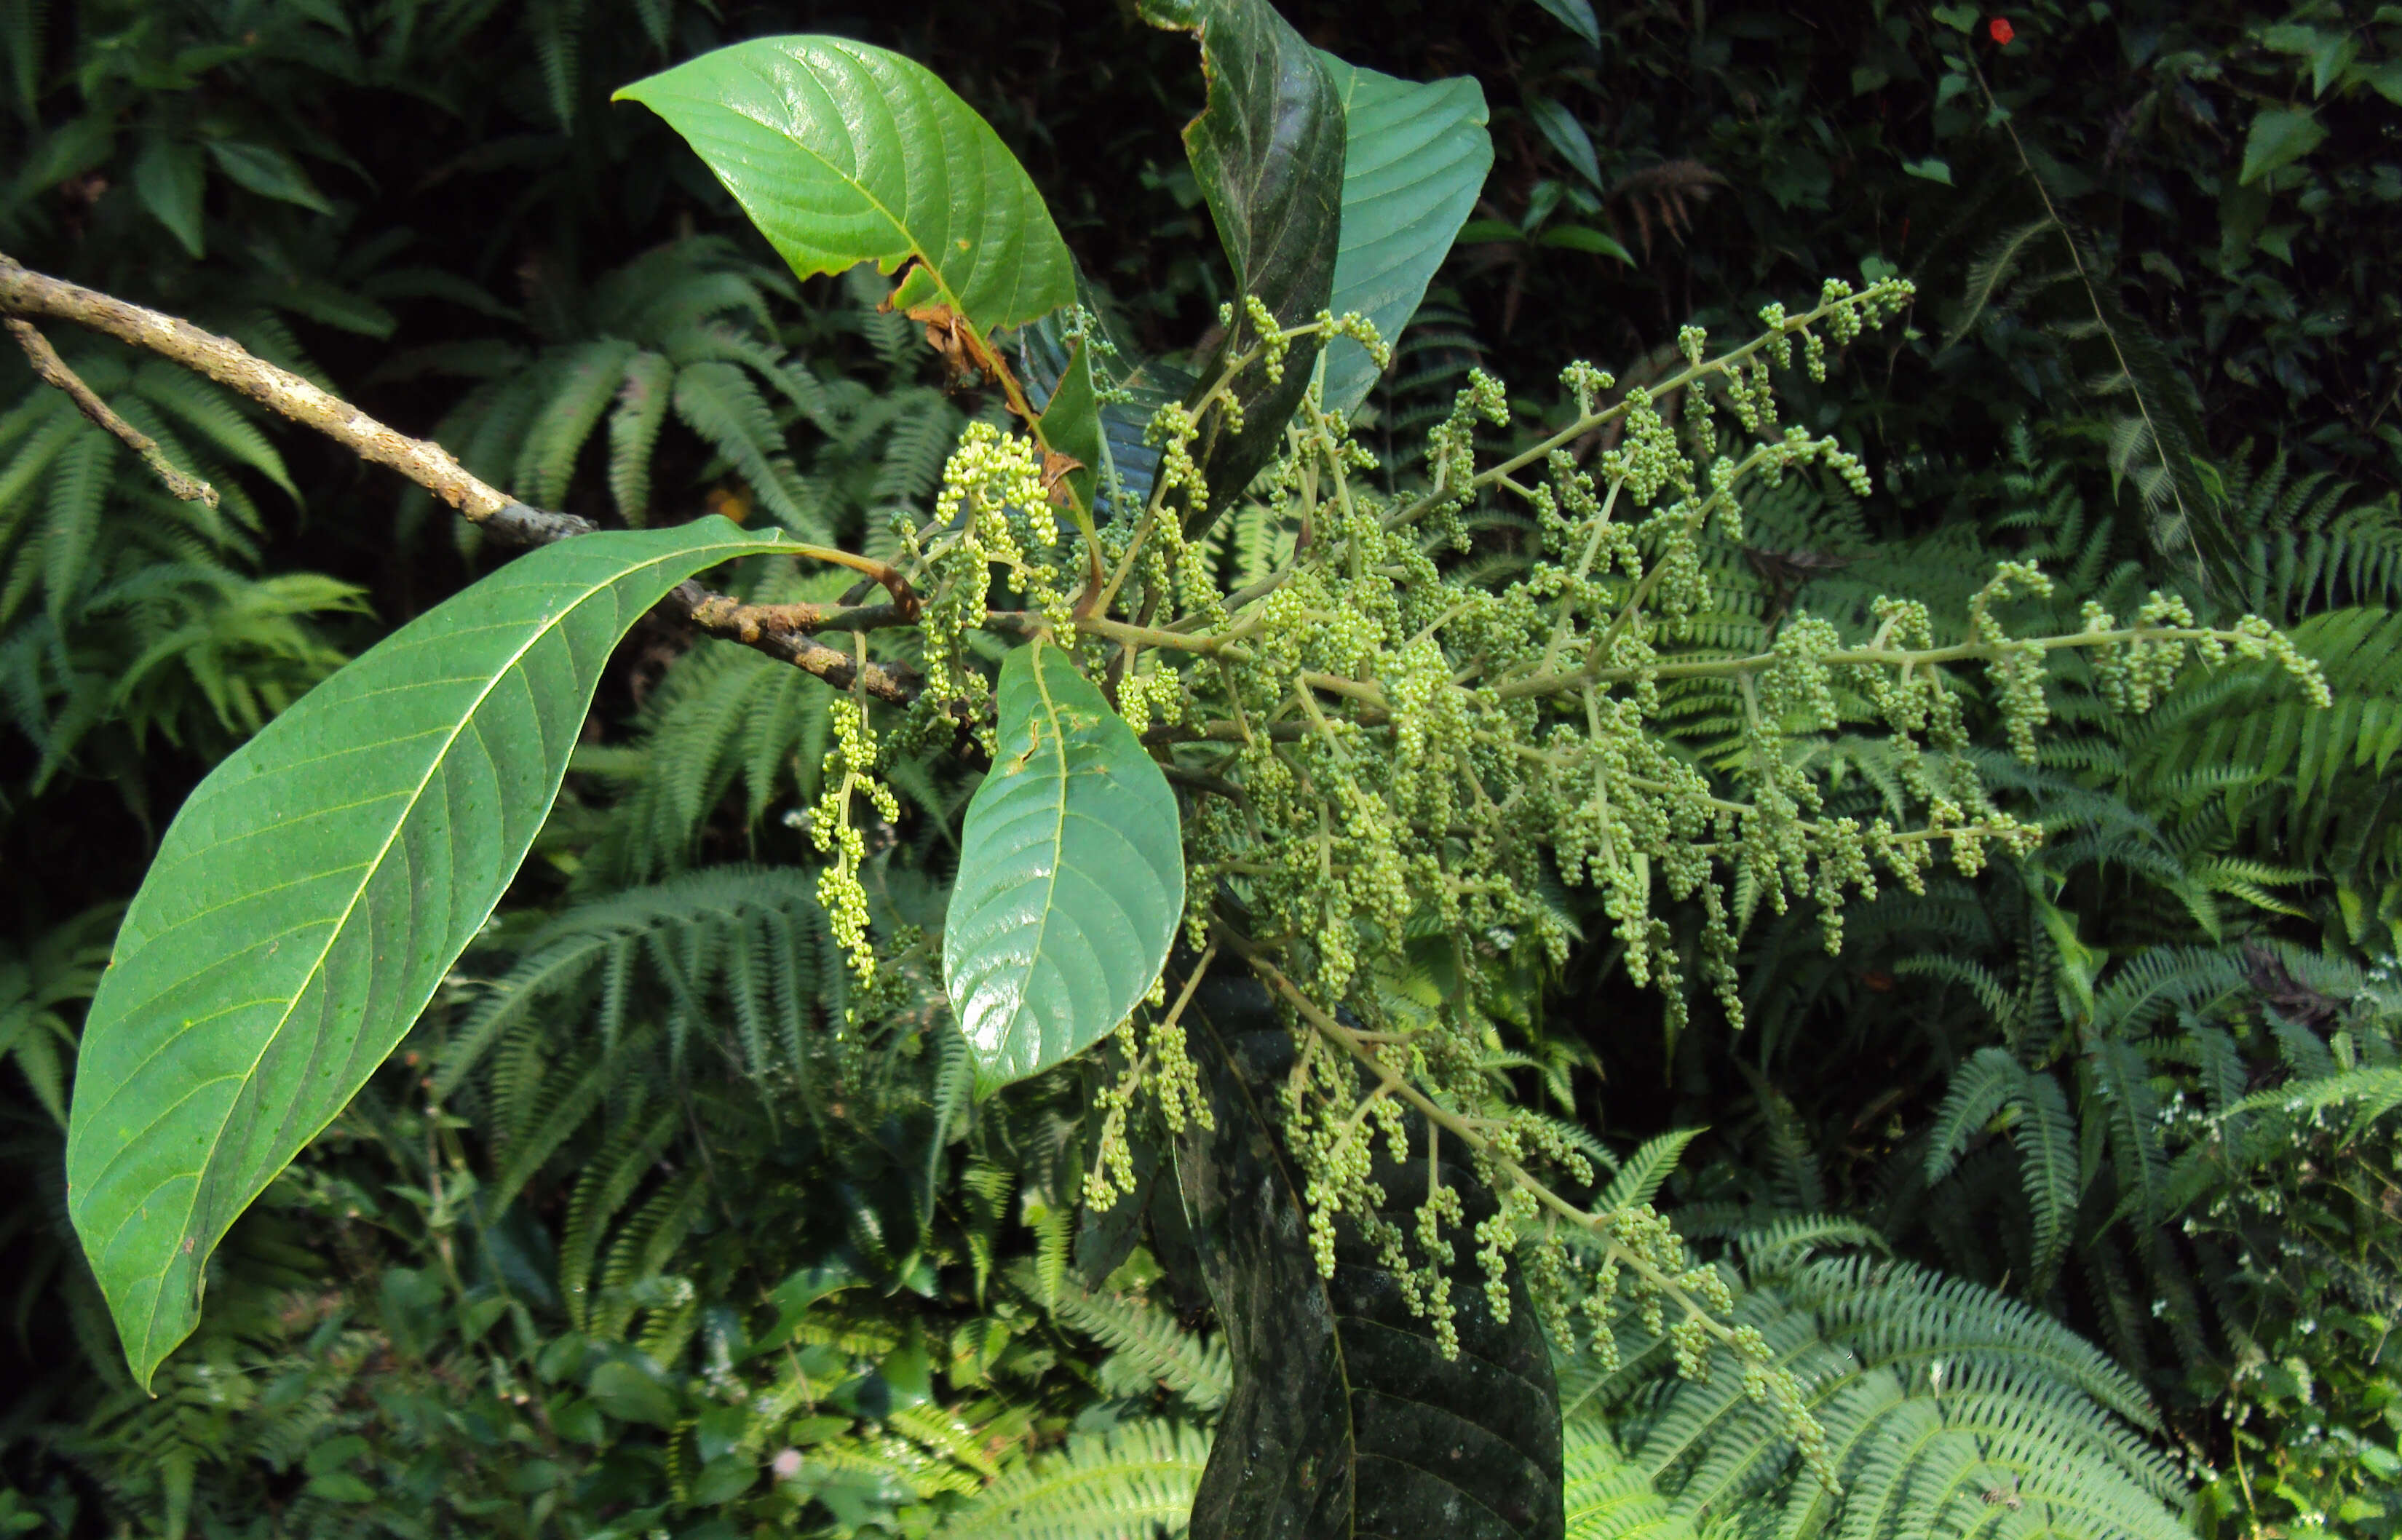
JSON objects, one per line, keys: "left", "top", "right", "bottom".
{"left": 66, "top": 518, "right": 798, "bottom": 1386}
{"left": 1176, "top": 970, "right": 1565, "bottom": 1539}
{"left": 1317, "top": 56, "right": 1491, "bottom": 418}
{"left": 1141, "top": 0, "right": 1344, "bottom": 532}
{"left": 614, "top": 38, "right": 1074, "bottom": 341}
{"left": 943, "top": 636, "right": 1183, "bottom": 1093}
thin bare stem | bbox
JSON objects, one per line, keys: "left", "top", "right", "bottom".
{"left": 0, "top": 254, "right": 919, "bottom": 702}
{"left": 6, "top": 319, "right": 217, "bottom": 507}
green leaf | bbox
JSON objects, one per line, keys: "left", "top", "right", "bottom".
{"left": 587, "top": 1359, "right": 680, "bottom": 1426}
{"left": 943, "top": 636, "right": 1183, "bottom": 1092}
{"left": 1528, "top": 0, "right": 1600, "bottom": 48}
{"left": 205, "top": 141, "right": 334, "bottom": 215}
{"left": 1456, "top": 218, "right": 1526, "bottom": 245}
{"left": 1176, "top": 975, "right": 1564, "bottom": 1539}
{"left": 1901, "top": 156, "right": 1954, "bottom": 185}
{"left": 2240, "top": 107, "right": 2326, "bottom": 185}
{"left": 1537, "top": 224, "right": 1635, "bottom": 263}
{"left": 613, "top": 37, "right": 1074, "bottom": 341}
{"left": 1141, "top": 0, "right": 1344, "bottom": 531}
{"left": 2356, "top": 60, "right": 2402, "bottom": 107}
{"left": 1316, "top": 55, "right": 1492, "bottom": 417}
{"left": 65, "top": 518, "right": 803, "bottom": 1387}
{"left": 1527, "top": 96, "right": 1602, "bottom": 189}
{"left": 132, "top": 135, "right": 206, "bottom": 259}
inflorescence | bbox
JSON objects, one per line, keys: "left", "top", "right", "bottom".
{"left": 804, "top": 274, "right": 2331, "bottom": 1490}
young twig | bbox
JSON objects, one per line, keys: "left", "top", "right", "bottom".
{"left": 5, "top": 318, "right": 218, "bottom": 507}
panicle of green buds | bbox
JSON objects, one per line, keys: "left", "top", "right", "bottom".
{"left": 846, "top": 274, "right": 2303, "bottom": 1502}
{"left": 810, "top": 695, "right": 900, "bottom": 993}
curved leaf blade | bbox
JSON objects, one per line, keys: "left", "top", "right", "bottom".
{"left": 614, "top": 37, "right": 1074, "bottom": 340}
{"left": 66, "top": 518, "right": 794, "bottom": 1386}
{"left": 1141, "top": 0, "right": 1344, "bottom": 527}
{"left": 943, "top": 636, "right": 1183, "bottom": 1092}
{"left": 1317, "top": 55, "right": 1491, "bottom": 417}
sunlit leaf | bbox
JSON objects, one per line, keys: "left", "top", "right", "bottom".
{"left": 943, "top": 636, "right": 1183, "bottom": 1092}
{"left": 1317, "top": 55, "right": 1491, "bottom": 417}
{"left": 66, "top": 518, "right": 801, "bottom": 1386}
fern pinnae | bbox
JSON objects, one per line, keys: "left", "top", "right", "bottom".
{"left": 608, "top": 349, "right": 674, "bottom": 523}
{"left": 488, "top": 1041, "right": 630, "bottom": 1212}
{"left": 1925, "top": 1048, "right": 2025, "bottom": 1185}
{"left": 671, "top": 360, "right": 820, "bottom": 536}
{"left": 129, "top": 362, "right": 295, "bottom": 498}
{"left": 558, "top": 1103, "right": 680, "bottom": 1330}
{"left": 934, "top": 1420, "right": 1210, "bottom": 1540}
{"left": 516, "top": 337, "right": 636, "bottom": 507}
{"left": 2010, "top": 1070, "right": 2079, "bottom": 1296}
{"left": 1600, "top": 1128, "right": 1705, "bottom": 1213}
{"left": 1561, "top": 1418, "right": 1697, "bottom": 1540}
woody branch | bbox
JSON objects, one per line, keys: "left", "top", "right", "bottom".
{"left": 0, "top": 254, "right": 917, "bottom": 703}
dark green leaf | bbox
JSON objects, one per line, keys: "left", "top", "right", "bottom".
{"left": 1537, "top": 225, "right": 1634, "bottom": 263}
{"left": 943, "top": 636, "right": 1184, "bottom": 1092}
{"left": 588, "top": 1359, "right": 680, "bottom": 1426}
{"left": 1317, "top": 55, "right": 1491, "bottom": 417}
{"left": 1176, "top": 971, "right": 1564, "bottom": 1539}
{"left": 2240, "top": 108, "right": 2326, "bottom": 185}
{"left": 66, "top": 519, "right": 803, "bottom": 1387}
{"left": 1141, "top": 0, "right": 1344, "bottom": 532}
{"left": 1528, "top": 0, "right": 1600, "bottom": 48}
{"left": 614, "top": 37, "right": 1074, "bottom": 341}
{"left": 205, "top": 141, "right": 334, "bottom": 214}
{"left": 1018, "top": 302, "right": 1197, "bottom": 520}
{"left": 1526, "top": 97, "right": 1601, "bottom": 190}
{"left": 132, "top": 135, "right": 205, "bottom": 258}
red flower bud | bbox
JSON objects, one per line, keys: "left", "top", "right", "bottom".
{"left": 1989, "top": 16, "right": 2015, "bottom": 44}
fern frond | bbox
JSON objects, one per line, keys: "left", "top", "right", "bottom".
{"left": 1599, "top": 1129, "right": 1703, "bottom": 1212}
{"left": 515, "top": 337, "right": 635, "bottom": 507}
{"left": 1013, "top": 1262, "right": 1231, "bottom": 1412}
{"left": 934, "top": 1420, "right": 1210, "bottom": 1540}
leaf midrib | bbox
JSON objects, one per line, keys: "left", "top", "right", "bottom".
{"left": 729, "top": 43, "right": 983, "bottom": 333}
{"left": 103, "top": 547, "right": 713, "bottom": 1348}
{"left": 1008, "top": 638, "right": 1074, "bottom": 1065}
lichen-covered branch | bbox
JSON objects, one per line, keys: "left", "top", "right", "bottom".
{"left": 5, "top": 317, "right": 219, "bottom": 507}
{"left": 0, "top": 254, "right": 916, "bottom": 701}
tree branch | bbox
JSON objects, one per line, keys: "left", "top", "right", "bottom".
{"left": 0, "top": 254, "right": 917, "bottom": 702}
{"left": 6, "top": 318, "right": 218, "bottom": 507}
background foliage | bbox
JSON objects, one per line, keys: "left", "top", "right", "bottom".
{"left": 1, "top": 1, "right": 2397, "bottom": 1538}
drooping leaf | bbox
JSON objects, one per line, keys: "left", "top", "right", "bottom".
{"left": 943, "top": 635, "right": 1184, "bottom": 1092}
{"left": 1174, "top": 972, "right": 1566, "bottom": 1539}
{"left": 1140, "top": 0, "right": 1344, "bottom": 531}
{"left": 66, "top": 518, "right": 804, "bottom": 1386}
{"left": 613, "top": 37, "right": 1074, "bottom": 343}
{"left": 1316, "top": 55, "right": 1491, "bottom": 418}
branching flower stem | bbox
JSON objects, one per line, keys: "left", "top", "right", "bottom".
{"left": 1221, "top": 929, "right": 1798, "bottom": 1381}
